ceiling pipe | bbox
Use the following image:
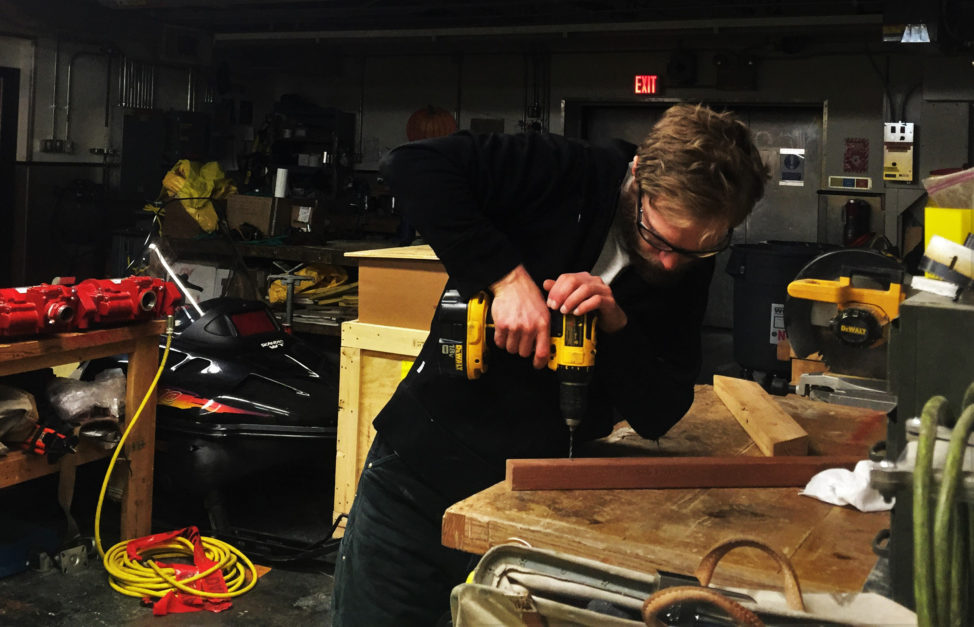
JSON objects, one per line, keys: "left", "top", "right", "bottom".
{"left": 214, "top": 14, "right": 882, "bottom": 43}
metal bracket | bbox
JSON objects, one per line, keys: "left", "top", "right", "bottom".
{"left": 268, "top": 262, "right": 315, "bottom": 328}
{"left": 57, "top": 544, "right": 88, "bottom": 574}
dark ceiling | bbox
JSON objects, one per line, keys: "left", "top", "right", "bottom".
{"left": 96, "top": 0, "right": 888, "bottom": 36}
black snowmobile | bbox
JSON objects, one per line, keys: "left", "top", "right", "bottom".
{"left": 85, "top": 297, "right": 341, "bottom": 561}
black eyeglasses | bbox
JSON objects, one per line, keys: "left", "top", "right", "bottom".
{"left": 636, "top": 192, "right": 732, "bottom": 259}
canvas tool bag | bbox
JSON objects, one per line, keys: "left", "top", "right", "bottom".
{"left": 450, "top": 538, "right": 916, "bottom": 626}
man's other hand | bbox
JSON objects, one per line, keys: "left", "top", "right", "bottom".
{"left": 543, "top": 273, "right": 627, "bottom": 334}
{"left": 489, "top": 265, "right": 551, "bottom": 369}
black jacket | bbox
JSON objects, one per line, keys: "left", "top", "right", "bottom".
{"left": 375, "top": 131, "right": 713, "bottom": 502}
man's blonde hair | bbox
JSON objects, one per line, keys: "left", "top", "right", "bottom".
{"left": 634, "top": 103, "right": 769, "bottom": 229}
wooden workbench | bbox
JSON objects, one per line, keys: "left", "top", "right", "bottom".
{"left": 442, "top": 384, "right": 888, "bottom": 593}
{"left": 0, "top": 320, "right": 165, "bottom": 540}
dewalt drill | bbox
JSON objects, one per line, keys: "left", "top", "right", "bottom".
{"left": 437, "top": 289, "right": 597, "bottom": 457}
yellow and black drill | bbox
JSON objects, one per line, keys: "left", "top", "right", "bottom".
{"left": 437, "top": 289, "right": 597, "bottom": 458}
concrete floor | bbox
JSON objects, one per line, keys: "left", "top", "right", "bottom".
{"left": 0, "top": 327, "right": 895, "bottom": 624}
{"left": 0, "top": 458, "right": 337, "bottom": 626}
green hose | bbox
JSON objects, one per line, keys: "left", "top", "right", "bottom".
{"left": 914, "top": 395, "right": 950, "bottom": 627}
{"left": 948, "top": 506, "right": 969, "bottom": 625}
{"left": 934, "top": 403, "right": 974, "bottom": 627}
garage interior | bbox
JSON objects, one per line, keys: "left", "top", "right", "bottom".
{"left": 1, "top": 0, "right": 973, "bottom": 625}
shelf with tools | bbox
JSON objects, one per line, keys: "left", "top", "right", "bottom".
{"left": 157, "top": 235, "right": 400, "bottom": 336}
{"left": 0, "top": 320, "right": 166, "bottom": 540}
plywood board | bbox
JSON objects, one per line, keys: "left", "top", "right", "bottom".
{"left": 713, "top": 375, "right": 808, "bottom": 456}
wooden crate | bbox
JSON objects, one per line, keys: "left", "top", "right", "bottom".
{"left": 333, "top": 320, "right": 429, "bottom": 532}
{"left": 344, "top": 244, "right": 447, "bottom": 330}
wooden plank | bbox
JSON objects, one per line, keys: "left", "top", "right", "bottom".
{"left": 505, "top": 455, "right": 860, "bottom": 491}
{"left": 0, "top": 320, "right": 166, "bottom": 377}
{"left": 790, "top": 357, "right": 829, "bottom": 386}
{"left": 340, "top": 320, "right": 428, "bottom": 356}
{"left": 344, "top": 244, "right": 438, "bottom": 261}
{"left": 334, "top": 344, "right": 362, "bottom": 530}
{"left": 713, "top": 375, "right": 808, "bottom": 456}
{"left": 0, "top": 441, "right": 109, "bottom": 488}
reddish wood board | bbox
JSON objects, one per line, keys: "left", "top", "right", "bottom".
{"left": 506, "top": 455, "right": 861, "bottom": 491}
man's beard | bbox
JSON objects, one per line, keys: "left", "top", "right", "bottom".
{"left": 618, "top": 189, "right": 697, "bottom": 286}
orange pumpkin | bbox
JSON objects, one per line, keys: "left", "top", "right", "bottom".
{"left": 406, "top": 105, "right": 457, "bottom": 141}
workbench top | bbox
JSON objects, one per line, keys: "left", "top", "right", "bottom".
{"left": 442, "top": 384, "right": 888, "bottom": 593}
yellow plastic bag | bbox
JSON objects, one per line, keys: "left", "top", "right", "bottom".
{"left": 147, "top": 160, "right": 237, "bottom": 233}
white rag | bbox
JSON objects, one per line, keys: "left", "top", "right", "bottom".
{"left": 799, "top": 460, "right": 894, "bottom": 512}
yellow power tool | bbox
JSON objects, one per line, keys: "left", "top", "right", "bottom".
{"left": 437, "top": 289, "right": 597, "bottom": 457}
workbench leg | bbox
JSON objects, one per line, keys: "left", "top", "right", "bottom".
{"left": 120, "top": 335, "right": 159, "bottom": 540}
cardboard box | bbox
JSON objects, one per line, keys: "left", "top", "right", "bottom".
{"left": 163, "top": 203, "right": 206, "bottom": 237}
{"left": 226, "top": 194, "right": 291, "bottom": 238}
{"left": 345, "top": 245, "right": 447, "bottom": 330}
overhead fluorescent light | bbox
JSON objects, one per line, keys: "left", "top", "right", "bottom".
{"left": 901, "top": 23, "right": 931, "bottom": 43}
{"left": 883, "top": 21, "right": 935, "bottom": 44}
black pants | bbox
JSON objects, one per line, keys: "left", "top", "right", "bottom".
{"left": 330, "top": 435, "right": 476, "bottom": 626}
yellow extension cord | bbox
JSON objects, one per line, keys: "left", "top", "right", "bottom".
{"left": 94, "top": 317, "right": 258, "bottom": 601}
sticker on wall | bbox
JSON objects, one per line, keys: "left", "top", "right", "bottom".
{"left": 778, "top": 148, "right": 805, "bottom": 186}
{"left": 769, "top": 303, "right": 786, "bottom": 344}
{"left": 843, "top": 137, "right": 869, "bottom": 173}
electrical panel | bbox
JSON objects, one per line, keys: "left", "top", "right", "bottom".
{"left": 883, "top": 122, "right": 915, "bottom": 182}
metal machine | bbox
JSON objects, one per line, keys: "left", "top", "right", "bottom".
{"left": 787, "top": 240, "right": 974, "bottom": 613}
{"left": 784, "top": 248, "right": 906, "bottom": 411}
{"left": 871, "top": 234, "right": 974, "bottom": 611}
{"left": 870, "top": 289, "right": 974, "bottom": 612}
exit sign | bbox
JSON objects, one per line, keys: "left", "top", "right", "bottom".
{"left": 634, "top": 74, "right": 659, "bottom": 95}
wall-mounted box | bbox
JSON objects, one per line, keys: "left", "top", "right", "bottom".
{"left": 883, "top": 122, "right": 915, "bottom": 182}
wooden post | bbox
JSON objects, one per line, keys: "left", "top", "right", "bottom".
{"left": 119, "top": 333, "right": 160, "bottom": 540}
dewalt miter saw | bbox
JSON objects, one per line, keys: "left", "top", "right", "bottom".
{"left": 784, "top": 249, "right": 906, "bottom": 411}
{"left": 437, "top": 289, "right": 597, "bottom": 457}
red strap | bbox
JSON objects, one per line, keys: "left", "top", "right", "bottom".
{"left": 126, "top": 526, "right": 232, "bottom": 615}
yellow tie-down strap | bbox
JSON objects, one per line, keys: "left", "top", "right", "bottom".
{"left": 787, "top": 276, "right": 904, "bottom": 319}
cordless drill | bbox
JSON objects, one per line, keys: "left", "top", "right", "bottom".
{"left": 437, "top": 289, "right": 597, "bottom": 457}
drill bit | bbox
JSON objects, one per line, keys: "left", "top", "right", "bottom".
{"left": 566, "top": 419, "right": 581, "bottom": 459}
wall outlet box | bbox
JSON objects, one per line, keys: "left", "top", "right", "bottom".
{"left": 883, "top": 122, "right": 914, "bottom": 182}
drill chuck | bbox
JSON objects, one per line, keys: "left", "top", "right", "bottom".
{"left": 559, "top": 381, "right": 588, "bottom": 430}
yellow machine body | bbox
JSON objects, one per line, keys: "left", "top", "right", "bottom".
{"left": 787, "top": 275, "right": 904, "bottom": 321}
